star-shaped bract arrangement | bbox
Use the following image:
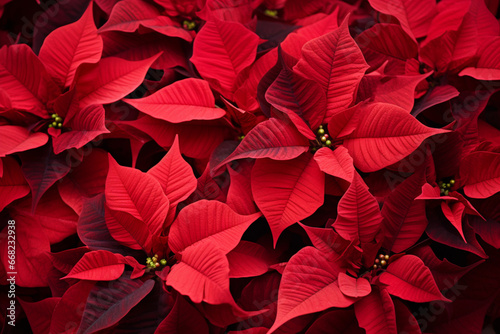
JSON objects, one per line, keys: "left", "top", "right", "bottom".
{"left": 1, "top": 0, "right": 500, "bottom": 333}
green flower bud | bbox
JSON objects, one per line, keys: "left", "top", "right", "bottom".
{"left": 325, "top": 140, "right": 332, "bottom": 146}
{"left": 264, "top": 9, "right": 278, "bottom": 17}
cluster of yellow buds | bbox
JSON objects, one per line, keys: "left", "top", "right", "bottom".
{"left": 48, "top": 113, "right": 63, "bottom": 128}
{"left": 264, "top": 9, "right": 278, "bottom": 18}
{"left": 438, "top": 179, "right": 455, "bottom": 196}
{"left": 146, "top": 254, "right": 167, "bottom": 270}
{"left": 373, "top": 253, "right": 390, "bottom": 270}
{"left": 311, "top": 125, "right": 332, "bottom": 152}
{"left": 182, "top": 20, "right": 196, "bottom": 30}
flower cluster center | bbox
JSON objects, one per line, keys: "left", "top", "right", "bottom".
{"left": 438, "top": 178, "right": 455, "bottom": 196}
{"left": 48, "top": 113, "right": 64, "bottom": 129}
{"left": 311, "top": 125, "right": 333, "bottom": 152}
{"left": 264, "top": 9, "right": 278, "bottom": 18}
{"left": 182, "top": 20, "right": 196, "bottom": 30}
{"left": 373, "top": 253, "right": 390, "bottom": 270}
{"left": 146, "top": 254, "right": 167, "bottom": 270}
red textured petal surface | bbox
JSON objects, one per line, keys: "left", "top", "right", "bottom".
{"left": 39, "top": 2, "right": 102, "bottom": 87}
{"left": 379, "top": 255, "right": 450, "bottom": 303}
{"left": 252, "top": 154, "right": 324, "bottom": 245}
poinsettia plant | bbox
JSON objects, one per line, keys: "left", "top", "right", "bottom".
{"left": 1, "top": 0, "right": 500, "bottom": 333}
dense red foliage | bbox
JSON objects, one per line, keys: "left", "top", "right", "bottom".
{"left": 1, "top": 0, "right": 500, "bottom": 333}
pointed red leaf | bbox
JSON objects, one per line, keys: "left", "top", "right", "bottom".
{"left": 356, "top": 72, "right": 432, "bottom": 113}
{"left": 368, "top": 0, "right": 437, "bottom": 38}
{"left": 470, "top": 214, "right": 500, "bottom": 249}
{"left": 78, "top": 194, "right": 141, "bottom": 255}
{"left": 214, "top": 118, "right": 310, "bottom": 172}
{"left": 265, "top": 56, "right": 326, "bottom": 136}
{"left": 441, "top": 201, "right": 467, "bottom": 242}
{"left": 226, "top": 163, "right": 258, "bottom": 215}
{"left": 166, "top": 241, "right": 233, "bottom": 305}
{"left": 338, "top": 273, "right": 371, "bottom": 298}
{"left": 191, "top": 18, "right": 259, "bottom": 98}
{"left": 168, "top": 200, "right": 261, "bottom": 254}
{"left": 105, "top": 206, "right": 153, "bottom": 251}
{"left": 333, "top": 172, "right": 383, "bottom": 245}
{"left": 63, "top": 250, "right": 125, "bottom": 281}
{"left": 411, "top": 84, "right": 460, "bottom": 117}
{"left": 123, "top": 78, "right": 225, "bottom": 123}
{"left": 420, "top": 0, "right": 499, "bottom": 74}
{"left": 459, "top": 151, "right": 500, "bottom": 198}
{"left": 50, "top": 280, "right": 95, "bottom": 334}
{"left": 52, "top": 104, "right": 109, "bottom": 154}
{"left": 49, "top": 246, "right": 90, "bottom": 274}
{"left": 426, "top": 211, "right": 487, "bottom": 258}
{"left": 105, "top": 154, "right": 169, "bottom": 239}
{"left": 294, "top": 17, "right": 369, "bottom": 123}
{"left": 411, "top": 244, "right": 483, "bottom": 290}
{"left": 237, "top": 272, "right": 281, "bottom": 329}
{"left": 269, "top": 247, "right": 355, "bottom": 333}
{"left": 306, "top": 309, "right": 364, "bottom": 334}
{"left": 342, "top": 103, "right": 449, "bottom": 172}
{"left": 354, "top": 288, "right": 398, "bottom": 334}
{"left": 356, "top": 23, "right": 418, "bottom": 68}
{"left": 155, "top": 294, "right": 209, "bottom": 334}
{"left": 313, "top": 146, "right": 354, "bottom": 184}
{"left": 39, "top": 2, "right": 102, "bottom": 87}
{"left": 281, "top": 10, "right": 339, "bottom": 59}
{"left": 77, "top": 276, "right": 155, "bottom": 334}
{"left": 393, "top": 299, "right": 421, "bottom": 334}
{"left": 147, "top": 135, "right": 197, "bottom": 210}
{"left": 223, "top": 97, "right": 258, "bottom": 135}
{"left": 20, "top": 144, "right": 72, "bottom": 212}
{"left": 0, "top": 156, "right": 30, "bottom": 211}
{"left": 251, "top": 154, "right": 324, "bottom": 245}
{"left": 326, "top": 104, "right": 362, "bottom": 140}
{"left": 57, "top": 148, "right": 108, "bottom": 215}
{"left": 98, "top": 0, "right": 192, "bottom": 40}
{"left": 98, "top": 0, "right": 162, "bottom": 33}
{"left": 76, "top": 53, "right": 160, "bottom": 107}
{"left": 379, "top": 255, "right": 450, "bottom": 303}
{"left": 127, "top": 116, "right": 233, "bottom": 159}
{"left": 11, "top": 188, "right": 78, "bottom": 244}
{"left": 382, "top": 168, "right": 428, "bottom": 253}
{"left": 0, "top": 125, "right": 48, "bottom": 157}
{"left": 299, "top": 224, "right": 359, "bottom": 263}
{"left": 227, "top": 241, "right": 275, "bottom": 278}
{"left": 460, "top": 37, "right": 500, "bottom": 80}
{"left": 0, "top": 44, "right": 58, "bottom": 114}
{"left": 19, "top": 297, "right": 60, "bottom": 334}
